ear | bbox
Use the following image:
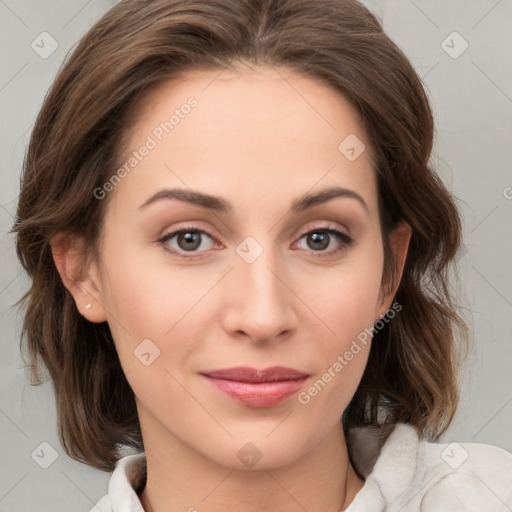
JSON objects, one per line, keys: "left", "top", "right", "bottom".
{"left": 50, "top": 232, "right": 107, "bottom": 323}
{"left": 375, "top": 221, "right": 411, "bottom": 321}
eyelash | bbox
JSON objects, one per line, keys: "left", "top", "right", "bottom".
{"left": 157, "top": 223, "right": 353, "bottom": 259}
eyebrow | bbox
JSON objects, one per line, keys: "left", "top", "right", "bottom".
{"left": 139, "top": 186, "right": 369, "bottom": 214}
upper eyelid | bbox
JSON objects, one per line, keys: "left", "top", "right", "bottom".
{"left": 160, "top": 221, "right": 349, "bottom": 237}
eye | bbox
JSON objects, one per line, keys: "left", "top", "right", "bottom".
{"left": 157, "top": 223, "right": 353, "bottom": 259}
{"left": 295, "top": 226, "right": 353, "bottom": 257}
{"left": 158, "top": 226, "right": 217, "bottom": 256}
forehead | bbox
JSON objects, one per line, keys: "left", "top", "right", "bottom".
{"left": 110, "top": 64, "right": 378, "bottom": 218}
{"left": 131, "top": 64, "right": 368, "bottom": 147}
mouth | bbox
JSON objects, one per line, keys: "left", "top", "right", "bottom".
{"left": 200, "top": 366, "right": 310, "bottom": 408}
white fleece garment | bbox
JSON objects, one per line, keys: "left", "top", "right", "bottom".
{"left": 90, "top": 423, "right": 512, "bottom": 512}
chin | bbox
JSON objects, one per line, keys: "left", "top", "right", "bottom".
{"left": 194, "top": 419, "right": 333, "bottom": 472}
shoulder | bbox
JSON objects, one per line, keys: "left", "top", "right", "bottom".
{"left": 347, "top": 423, "right": 512, "bottom": 511}
{"left": 419, "top": 438, "right": 512, "bottom": 510}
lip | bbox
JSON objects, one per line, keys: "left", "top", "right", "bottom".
{"left": 201, "top": 366, "right": 309, "bottom": 408}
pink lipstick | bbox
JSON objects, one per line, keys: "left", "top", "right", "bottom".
{"left": 201, "top": 366, "right": 309, "bottom": 408}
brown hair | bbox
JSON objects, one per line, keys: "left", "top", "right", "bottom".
{"left": 13, "top": 0, "right": 468, "bottom": 471}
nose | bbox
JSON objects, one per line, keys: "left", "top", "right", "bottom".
{"left": 221, "top": 239, "right": 298, "bottom": 344}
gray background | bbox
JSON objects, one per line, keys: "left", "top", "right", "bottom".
{"left": 1, "top": 0, "right": 511, "bottom": 511}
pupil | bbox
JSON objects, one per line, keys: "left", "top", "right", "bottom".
{"left": 310, "top": 232, "right": 328, "bottom": 250}
{"left": 179, "top": 231, "right": 201, "bottom": 250}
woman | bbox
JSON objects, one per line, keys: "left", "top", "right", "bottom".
{"left": 13, "top": 0, "right": 512, "bottom": 510}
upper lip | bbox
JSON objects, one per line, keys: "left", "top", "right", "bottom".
{"left": 201, "top": 366, "right": 309, "bottom": 383}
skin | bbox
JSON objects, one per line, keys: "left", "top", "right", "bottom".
{"left": 52, "top": 64, "right": 411, "bottom": 512}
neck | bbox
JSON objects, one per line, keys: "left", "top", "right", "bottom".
{"left": 138, "top": 418, "right": 364, "bottom": 512}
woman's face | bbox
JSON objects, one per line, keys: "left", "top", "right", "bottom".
{"left": 88, "top": 65, "right": 402, "bottom": 469}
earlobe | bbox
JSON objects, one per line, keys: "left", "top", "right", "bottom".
{"left": 376, "top": 221, "right": 412, "bottom": 319}
{"left": 50, "top": 232, "right": 107, "bottom": 323}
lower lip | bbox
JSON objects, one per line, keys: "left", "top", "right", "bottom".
{"left": 203, "top": 376, "right": 307, "bottom": 407}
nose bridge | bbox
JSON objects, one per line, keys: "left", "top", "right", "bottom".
{"left": 224, "top": 234, "right": 296, "bottom": 340}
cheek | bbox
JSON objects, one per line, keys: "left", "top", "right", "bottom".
{"left": 297, "top": 240, "right": 383, "bottom": 391}
{"left": 308, "top": 278, "right": 377, "bottom": 392}
{"left": 293, "top": 274, "right": 378, "bottom": 426}
{"left": 97, "top": 241, "right": 222, "bottom": 385}
{"left": 305, "top": 245, "right": 384, "bottom": 342}
{"left": 99, "top": 241, "right": 215, "bottom": 335}
{"left": 101, "top": 263, "right": 211, "bottom": 407}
